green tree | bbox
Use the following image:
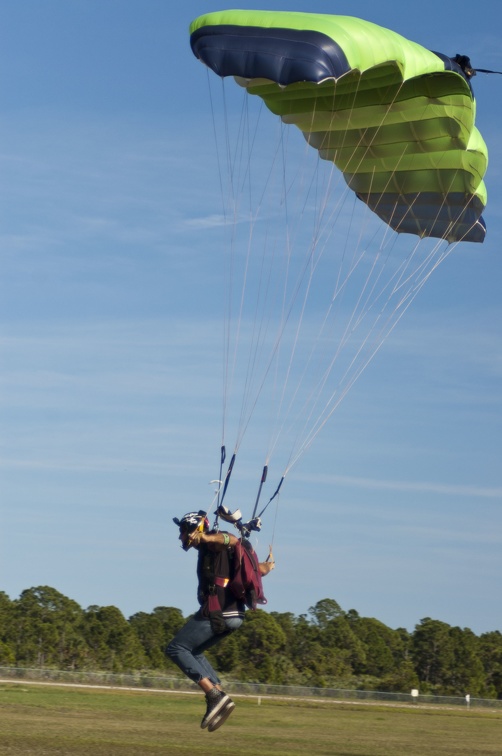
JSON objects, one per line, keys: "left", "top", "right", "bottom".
{"left": 412, "top": 620, "right": 487, "bottom": 696}
{"left": 478, "top": 631, "right": 502, "bottom": 699}
{"left": 150, "top": 606, "right": 185, "bottom": 640}
{"left": 308, "top": 599, "right": 344, "bottom": 629}
{"left": 129, "top": 606, "right": 185, "bottom": 670}
{"left": 350, "top": 617, "right": 404, "bottom": 677}
{"left": 446, "top": 626, "right": 485, "bottom": 696}
{"left": 0, "top": 592, "right": 15, "bottom": 665}
{"left": 12, "top": 586, "right": 86, "bottom": 668}
{"left": 411, "top": 618, "right": 455, "bottom": 692}
{"left": 83, "top": 605, "right": 147, "bottom": 672}
{"left": 379, "top": 660, "right": 420, "bottom": 693}
{"left": 286, "top": 613, "right": 324, "bottom": 684}
{"left": 304, "top": 599, "right": 367, "bottom": 683}
{"left": 128, "top": 611, "right": 166, "bottom": 669}
{"left": 323, "top": 615, "right": 367, "bottom": 674}
{"left": 235, "top": 610, "right": 287, "bottom": 683}
{"left": 269, "top": 612, "right": 298, "bottom": 647}
{"left": 283, "top": 610, "right": 353, "bottom": 686}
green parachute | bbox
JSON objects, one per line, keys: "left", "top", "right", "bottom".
{"left": 190, "top": 10, "right": 487, "bottom": 243}
{"left": 188, "top": 11, "right": 492, "bottom": 514}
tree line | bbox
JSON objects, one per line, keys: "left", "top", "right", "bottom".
{"left": 1, "top": 587, "right": 501, "bottom": 698}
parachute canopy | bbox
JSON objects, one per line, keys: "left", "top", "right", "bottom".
{"left": 190, "top": 10, "right": 487, "bottom": 243}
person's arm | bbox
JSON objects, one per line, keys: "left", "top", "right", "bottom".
{"left": 189, "top": 530, "right": 238, "bottom": 551}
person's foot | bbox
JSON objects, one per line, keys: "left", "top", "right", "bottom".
{"left": 200, "top": 689, "right": 231, "bottom": 729}
{"left": 208, "top": 697, "right": 235, "bottom": 732}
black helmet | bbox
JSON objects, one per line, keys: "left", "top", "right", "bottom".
{"left": 173, "top": 510, "right": 209, "bottom": 533}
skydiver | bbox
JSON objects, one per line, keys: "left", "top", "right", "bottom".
{"left": 166, "top": 511, "right": 275, "bottom": 732}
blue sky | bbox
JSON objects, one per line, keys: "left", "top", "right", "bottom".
{"left": 1, "top": 0, "right": 502, "bottom": 637}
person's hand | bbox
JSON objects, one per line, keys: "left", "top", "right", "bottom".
{"left": 188, "top": 530, "right": 204, "bottom": 548}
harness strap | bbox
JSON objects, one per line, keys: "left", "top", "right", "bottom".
{"left": 207, "top": 577, "right": 229, "bottom": 615}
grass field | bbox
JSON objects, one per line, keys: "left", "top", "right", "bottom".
{"left": 0, "top": 683, "right": 501, "bottom": 755}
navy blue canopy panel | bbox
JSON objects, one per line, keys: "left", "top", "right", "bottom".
{"left": 190, "top": 24, "right": 352, "bottom": 85}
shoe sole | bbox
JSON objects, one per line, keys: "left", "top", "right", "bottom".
{"left": 200, "top": 694, "right": 230, "bottom": 729}
{"left": 208, "top": 700, "right": 235, "bottom": 732}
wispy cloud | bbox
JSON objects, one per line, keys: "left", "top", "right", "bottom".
{"left": 298, "top": 471, "right": 502, "bottom": 499}
{"left": 183, "top": 213, "right": 228, "bottom": 229}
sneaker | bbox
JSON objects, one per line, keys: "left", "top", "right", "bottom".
{"left": 208, "top": 697, "right": 235, "bottom": 732}
{"left": 200, "top": 689, "right": 230, "bottom": 730}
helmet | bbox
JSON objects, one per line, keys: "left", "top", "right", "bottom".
{"left": 173, "top": 510, "right": 209, "bottom": 533}
{"left": 174, "top": 510, "right": 209, "bottom": 551}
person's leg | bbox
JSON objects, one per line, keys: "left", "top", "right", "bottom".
{"left": 167, "top": 614, "right": 242, "bottom": 729}
{"left": 195, "top": 617, "right": 242, "bottom": 729}
{"left": 168, "top": 615, "right": 243, "bottom": 685}
{"left": 166, "top": 614, "right": 221, "bottom": 685}
{"left": 191, "top": 615, "right": 243, "bottom": 688}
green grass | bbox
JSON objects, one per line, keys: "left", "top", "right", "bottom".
{"left": 0, "top": 683, "right": 500, "bottom": 755}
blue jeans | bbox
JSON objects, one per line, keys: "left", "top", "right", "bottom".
{"left": 166, "top": 613, "right": 243, "bottom": 685}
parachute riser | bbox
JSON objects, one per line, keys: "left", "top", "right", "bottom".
{"left": 251, "top": 465, "right": 268, "bottom": 520}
